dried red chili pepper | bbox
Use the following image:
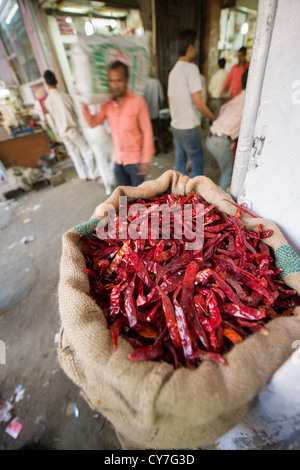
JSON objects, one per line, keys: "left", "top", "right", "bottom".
{"left": 207, "top": 291, "right": 222, "bottom": 330}
{"left": 110, "top": 318, "right": 123, "bottom": 350}
{"left": 221, "top": 302, "right": 266, "bottom": 321}
{"left": 156, "top": 285, "right": 182, "bottom": 351}
{"left": 193, "top": 349, "right": 227, "bottom": 367}
{"left": 181, "top": 261, "right": 210, "bottom": 350}
{"left": 107, "top": 240, "right": 131, "bottom": 273}
{"left": 80, "top": 192, "right": 299, "bottom": 369}
{"left": 110, "top": 282, "right": 126, "bottom": 317}
{"left": 123, "top": 275, "right": 138, "bottom": 328}
{"left": 173, "top": 286, "right": 195, "bottom": 367}
{"left": 82, "top": 268, "right": 97, "bottom": 278}
{"left": 222, "top": 199, "right": 258, "bottom": 218}
{"left": 128, "top": 342, "right": 164, "bottom": 362}
{"left": 222, "top": 324, "right": 243, "bottom": 344}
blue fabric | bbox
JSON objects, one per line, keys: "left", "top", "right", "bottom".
{"left": 171, "top": 126, "right": 204, "bottom": 177}
{"left": 205, "top": 135, "right": 234, "bottom": 190}
{"left": 114, "top": 163, "right": 144, "bottom": 187}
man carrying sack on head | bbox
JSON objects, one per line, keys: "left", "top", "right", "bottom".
{"left": 81, "top": 60, "right": 155, "bottom": 188}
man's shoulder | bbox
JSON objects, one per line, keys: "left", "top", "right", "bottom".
{"left": 169, "top": 61, "right": 179, "bottom": 73}
{"left": 128, "top": 89, "right": 141, "bottom": 98}
{"left": 173, "top": 61, "right": 198, "bottom": 70}
{"left": 232, "top": 62, "right": 249, "bottom": 71}
{"left": 48, "top": 88, "right": 70, "bottom": 101}
{"left": 45, "top": 90, "right": 57, "bottom": 105}
{"left": 169, "top": 61, "right": 199, "bottom": 80}
{"left": 127, "top": 90, "right": 147, "bottom": 105}
{"left": 49, "top": 88, "right": 63, "bottom": 96}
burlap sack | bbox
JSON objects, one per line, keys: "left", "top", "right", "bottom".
{"left": 58, "top": 170, "right": 300, "bottom": 449}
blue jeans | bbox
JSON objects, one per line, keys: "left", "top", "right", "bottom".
{"left": 171, "top": 126, "right": 204, "bottom": 177}
{"left": 205, "top": 135, "right": 234, "bottom": 190}
{"left": 114, "top": 163, "right": 144, "bottom": 187}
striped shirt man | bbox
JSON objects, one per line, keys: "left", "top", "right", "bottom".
{"left": 209, "top": 90, "right": 246, "bottom": 141}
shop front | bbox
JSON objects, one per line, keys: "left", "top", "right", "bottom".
{"left": 0, "top": 0, "right": 149, "bottom": 175}
{"left": 218, "top": 2, "right": 258, "bottom": 73}
{"left": 0, "top": 0, "right": 52, "bottom": 170}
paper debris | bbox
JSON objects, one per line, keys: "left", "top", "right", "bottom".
{"left": 0, "top": 399, "right": 13, "bottom": 423}
{"left": 20, "top": 235, "right": 35, "bottom": 244}
{"left": 15, "top": 387, "right": 25, "bottom": 403}
{"left": 5, "top": 418, "right": 23, "bottom": 439}
{"left": 74, "top": 405, "right": 79, "bottom": 418}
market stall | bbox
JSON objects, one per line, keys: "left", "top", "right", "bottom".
{"left": 0, "top": 128, "right": 51, "bottom": 169}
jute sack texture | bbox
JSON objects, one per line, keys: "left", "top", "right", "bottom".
{"left": 58, "top": 170, "right": 300, "bottom": 449}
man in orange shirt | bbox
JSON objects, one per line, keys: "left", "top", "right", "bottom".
{"left": 81, "top": 61, "right": 154, "bottom": 187}
{"left": 222, "top": 47, "right": 249, "bottom": 98}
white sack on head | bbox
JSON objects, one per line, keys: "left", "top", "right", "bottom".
{"left": 71, "top": 33, "right": 150, "bottom": 105}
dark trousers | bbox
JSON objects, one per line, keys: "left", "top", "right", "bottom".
{"left": 151, "top": 118, "right": 165, "bottom": 153}
{"left": 114, "top": 162, "right": 144, "bottom": 187}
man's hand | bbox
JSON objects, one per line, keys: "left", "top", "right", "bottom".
{"left": 192, "top": 91, "right": 216, "bottom": 122}
{"left": 138, "top": 163, "right": 149, "bottom": 176}
{"left": 80, "top": 102, "right": 88, "bottom": 112}
{"left": 80, "top": 102, "right": 105, "bottom": 128}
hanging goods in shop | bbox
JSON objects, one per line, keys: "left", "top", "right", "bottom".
{"left": 71, "top": 34, "right": 150, "bottom": 104}
{"left": 57, "top": 170, "right": 300, "bottom": 450}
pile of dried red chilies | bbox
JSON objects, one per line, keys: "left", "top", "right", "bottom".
{"left": 80, "top": 192, "right": 299, "bottom": 368}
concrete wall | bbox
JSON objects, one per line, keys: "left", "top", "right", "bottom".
{"left": 231, "top": 0, "right": 300, "bottom": 255}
